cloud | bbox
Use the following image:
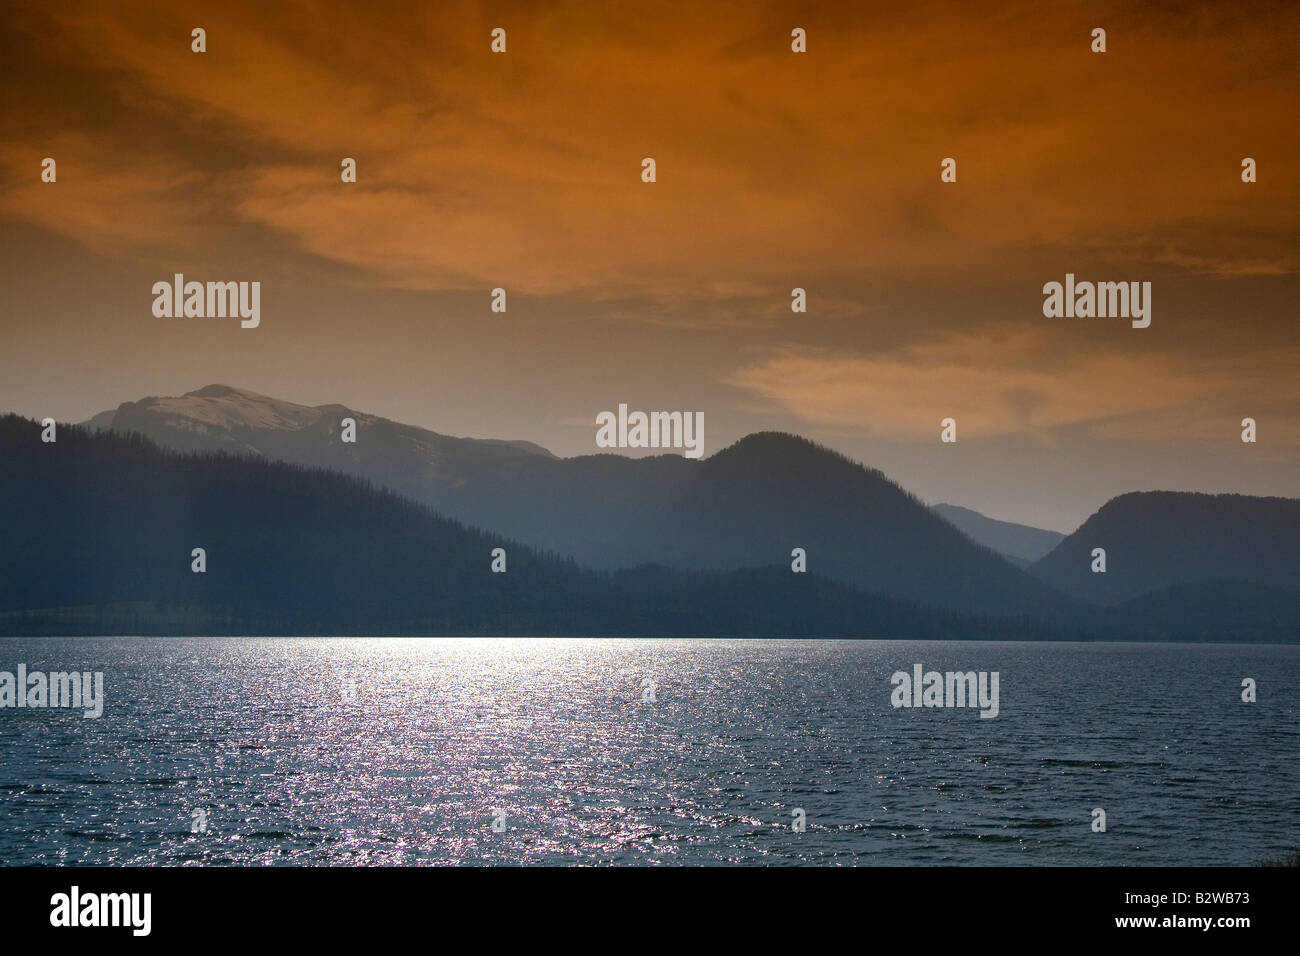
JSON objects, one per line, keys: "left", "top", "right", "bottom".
{"left": 2, "top": 0, "right": 1296, "bottom": 296}
{"left": 0, "top": 133, "right": 211, "bottom": 255}
{"left": 723, "top": 326, "right": 1300, "bottom": 441}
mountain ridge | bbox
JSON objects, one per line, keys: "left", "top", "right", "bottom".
{"left": 68, "top": 385, "right": 1299, "bottom": 622}
{"left": 3, "top": 414, "right": 1295, "bottom": 641}
{"left": 931, "top": 503, "right": 1066, "bottom": 567}
{"left": 0, "top": 415, "right": 1073, "bottom": 639}
{"left": 1030, "top": 490, "right": 1300, "bottom": 604}
{"left": 85, "top": 384, "right": 558, "bottom": 459}
{"left": 82, "top": 386, "right": 1063, "bottom": 617}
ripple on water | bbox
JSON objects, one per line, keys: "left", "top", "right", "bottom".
{"left": 0, "top": 637, "right": 1295, "bottom": 866}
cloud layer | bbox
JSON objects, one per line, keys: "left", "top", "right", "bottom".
{"left": 4, "top": 0, "right": 1297, "bottom": 296}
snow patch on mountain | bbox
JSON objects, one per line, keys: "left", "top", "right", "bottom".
{"left": 83, "top": 384, "right": 557, "bottom": 458}
{"left": 124, "top": 385, "right": 327, "bottom": 432}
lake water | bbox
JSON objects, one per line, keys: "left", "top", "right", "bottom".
{"left": 0, "top": 638, "right": 1296, "bottom": 866}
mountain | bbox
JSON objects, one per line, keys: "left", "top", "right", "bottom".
{"left": 4, "top": 416, "right": 1295, "bottom": 641}
{"left": 82, "top": 408, "right": 118, "bottom": 431}
{"left": 0, "top": 415, "right": 1061, "bottom": 639}
{"left": 1116, "top": 580, "right": 1300, "bottom": 643}
{"left": 538, "top": 431, "right": 1070, "bottom": 618}
{"left": 1030, "top": 491, "right": 1300, "bottom": 605}
{"left": 81, "top": 386, "right": 1069, "bottom": 621}
{"left": 85, "top": 383, "right": 555, "bottom": 460}
{"left": 931, "top": 503, "right": 1065, "bottom": 568}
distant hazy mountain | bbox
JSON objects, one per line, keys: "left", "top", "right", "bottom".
{"left": 81, "top": 386, "right": 1068, "bottom": 619}
{"left": 931, "top": 503, "right": 1065, "bottom": 567}
{"left": 82, "top": 408, "right": 118, "bottom": 431}
{"left": 1030, "top": 491, "right": 1300, "bottom": 605}
{"left": 85, "top": 384, "right": 555, "bottom": 460}
{"left": 0, "top": 415, "right": 1050, "bottom": 639}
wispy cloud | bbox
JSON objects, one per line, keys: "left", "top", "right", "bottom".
{"left": 724, "top": 327, "right": 1300, "bottom": 441}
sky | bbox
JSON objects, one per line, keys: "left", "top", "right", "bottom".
{"left": 1, "top": 0, "right": 1297, "bottom": 532}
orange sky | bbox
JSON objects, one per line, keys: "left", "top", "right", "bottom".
{"left": 2, "top": 0, "right": 1297, "bottom": 530}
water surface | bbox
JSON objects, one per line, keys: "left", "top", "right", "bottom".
{"left": 0, "top": 638, "right": 1295, "bottom": 865}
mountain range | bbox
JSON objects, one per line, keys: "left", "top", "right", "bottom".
{"left": 82, "top": 387, "right": 1064, "bottom": 617}
{"left": 0, "top": 414, "right": 1066, "bottom": 639}
{"left": 90, "top": 389, "right": 1066, "bottom": 568}
{"left": 0, "top": 383, "right": 1290, "bottom": 640}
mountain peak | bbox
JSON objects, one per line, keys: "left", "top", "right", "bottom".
{"left": 715, "top": 431, "right": 881, "bottom": 478}
{"left": 122, "top": 384, "right": 322, "bottom": 432}
{"left": 717, "top": 431, "right": 829, "bottom": 462}
{"left": 183, "top": 383, "right": 273, "bottom": 401}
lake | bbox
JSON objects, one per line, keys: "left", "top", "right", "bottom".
{"left": 0, "top": 637, "right": 1296, "bottom": 865}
